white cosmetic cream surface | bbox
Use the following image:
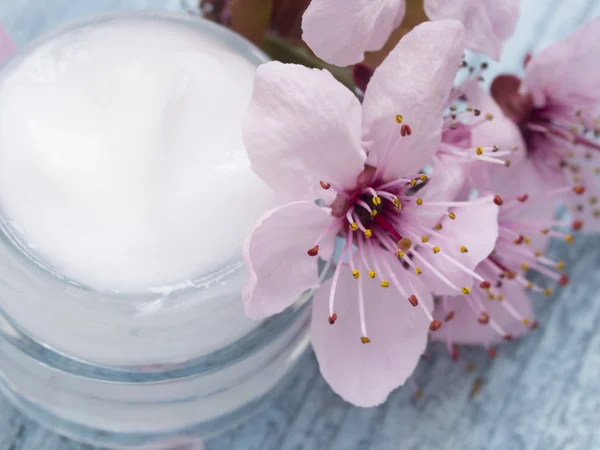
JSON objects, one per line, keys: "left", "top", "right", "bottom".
{"left": 0, "top": 17, "right": 276, "bottom": 292}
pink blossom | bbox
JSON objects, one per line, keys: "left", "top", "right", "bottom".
{"left": 302, "top": 0, "right": 519, "bottom": 66}
{"left": 242, "top": 21, "right": 500, "bottom": 406}
{"left": 0, "top": 23, "right": 15, "bottom": 65}
{"left": 431, "top": 162, "right": 583, "bottom": 352}
{"left": 491, "top": 18, "right": 600, "bottom": 231}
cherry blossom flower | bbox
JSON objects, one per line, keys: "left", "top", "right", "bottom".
{"left": 0, "top": 23, "right": 15, "bottom": 65}
{"left": 431, "top": 162, "right": 584, "bottom": 354}
{"left": 302, "top": 0, "right": 519, "bottom": 66}
{"left": 242, "top": 21, "right": 500, "bottom": 406}
{"left": 490, "top": 18, "right": 600, "bottom": 231}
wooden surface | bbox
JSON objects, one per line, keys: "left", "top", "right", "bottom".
{"left": 1, "top": 0, "right": 600, "bottom": 449}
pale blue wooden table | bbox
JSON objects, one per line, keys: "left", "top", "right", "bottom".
{"left": 1, "top": 1, "right": 600, "bottom": 449}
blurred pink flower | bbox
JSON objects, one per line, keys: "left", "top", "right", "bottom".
{"left": 242, "top": 21, "right": 499, "bottom": 406}
{"left": 491, "top": 17, "right": 600, "bottom": 231}
{"left": 0, "top": 23, "right": 15, "bottom": 64}
{"left": 431, "top": 162, "right": 584, "bottom": 353}
{"left": 302, "top": 0, "right": 519, "bottom": 66}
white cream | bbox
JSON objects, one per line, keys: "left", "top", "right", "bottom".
{"left": 0, "top": 16, "right": 276, "bottom": 293}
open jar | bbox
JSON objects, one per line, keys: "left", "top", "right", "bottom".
{"left": 0, "top": 10, "right": 312, "bottom": 448}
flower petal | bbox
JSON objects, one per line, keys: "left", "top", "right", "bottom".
{"left": 311, "top": 258, "right": 432, "bottom": 407}
{"left": 417, "top": 195, "right": 499, "bottom": 296}
{"left": 243, "top": 62, "right": 365, "bottom": 202}
{"left": 302, "top": 0, "right": 406, "bottom": 67}
{"left": 431, "top": 271, "right": 534, "bottom": 347}
{"left": 461, "top": 79, "right": 527, "bottom": 195}
{"left": 522, "top": 17, "right": 600, "bottom": 109}
{"left": 425, "top": 0, "right": 519, "bottom": 61}
{"left": 243, "top": 201, "right": 336, "bottom": 319}
{"left": 362, "top": 20, "right": 465, "bottom": 180}
{"left": 0, "top": 24, "right": 15, "bottom": 65}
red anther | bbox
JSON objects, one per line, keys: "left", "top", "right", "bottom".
{"left": 503, "top": 334, "right": 514, "bottom": 341}
{"left": 319, "top": 181, "right": 331, "bottom": 190}
{"left": 429, "top": 319, "right": 442, "bottom": 331}
{"left": 487, "top": 347, "right": 497, "bottom": 358}
{"left": 480, "top": 281, "right": 491, "bottom": 289}
{"left": 328, "top": 313, "right": 337, "bottom": 325}
{"left": 473, "top": 109, "right": 481, "bottom": 116}
{"left": 307, "top": 245, "right": 319, "bottom": 257}
{"left": 573, "top": 185, "right": 585, "bottom": 195}
{"left": 506, "top": 271, "right": 517, "bottom": 280}
{"left": 451, "top": 346, "right": 460, "bottom": 361}
{"left": 444, "top": 311, "right": 455, "bottom": 322}
{"left": 478, "top": 312, "right": 490, "bottom": 325}
{"left": 514, "top": 235, "right": 525, "bottom": 245}
{"left": 529, "top": 320, "right": 539, "bottom": 330}
{"left": 572, "top": 220, "right": 584, "bottom": 231}
{"left": 493, "top": 195, "right": 504, "bottom": 206}
{"left": 401, "top": 124, "right": 412, "bottom": 137}
{"left": 559, "top": 274, "right": 569, "bottom": 286}
{"left": 517, "top": 194, "right": 529, "bottom": 202}
{"left": 408, "top": 295, "right": 419, "bottom": 307}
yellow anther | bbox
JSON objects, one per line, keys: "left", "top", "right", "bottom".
{"left": 504, "top": 160, "right": 512, "bottom": 168}
{"left": 434, "top": 223, "right": 443, "bottom": 230}
{"left": 349, "top": 222, "right": 359, "bottom": 231}
{"left": 421, "top": 236, "right": 429, "bottom": 243}
{"left": 488, "top": 294, "right": 496, "bottom": 300}
{"left": 535, "top": 250, "right": 543, "bottom": 257}
{"left": 416, "top": 198, "right": 423, "bottom": 206}
{"left": 361, "top": 336, "right": 371, "bottom": 344}
{"left": 448, "top": 212, "right": 456, "bottom": 220}
{"left": 368, "top": 271, "right": 376, "bottom": 279}
{"left": 566, "top": 150, "right": 575, "bottom": 158}
{"left": 432, "top": 246, "right": 440, "bottom": 254}
{"left": 544, "top": 288, "right": 553, "bottom": 296}
{"left": 466, "top": 105, "right": 473, "bottom": 112}
{"left": 352, "top": 269, "right": 360, "bottom": 279}
{"left": 381, "top": 280, "right": 389, "bottom": 288}
{"left": 525, "top": 282, "right": 533, "bottom": 290}
{"left": 485, "top": 113, "right": 494, "bottom": 121}
{"left": 396, "top": 251, "right": 405, "bottom": 258}
{"left": 461, "top": 287, "right": 471, "bottom": 295}
{"left": 475, "top": 146, "right": 484, "bottom": 155}
{"left": 565, "top": 234, "right": 574, "bottom": 243}
{"left": 590, "top": 196, "right": 598, "bottom": 205}
{"left": 419, "top": 174, "right": 428, "bottom": 182}
{"left": 372, "top": 196, "right": 382, "bottom": 206}
{"left": 398, "top": 238, "right": 413, "bottom": 251}
{"left": 510, "top": 145, "right": 519, "bottom": 152}
{"left": 410, "top": 179, "right": 417, "bottom": 187}
{"left": 370, "top": 209, "right": 378, "bottom": 218}
{"left": 521, "top": 318, "right": 530, "bottom": 326}
{"left": 393, "top": 198, "right": 402, "bottom": 210}
{"left": 524, "top": 236, "right": 532, "bottom": 245}
{"left": 521, "top": 264, "right": 529, "bottom": 271}
{"left": 497, "top": 294, "right": 504, "bottom": 301}
{"left": 415, "top": 267, "right": 422, "bottom": 275}
{"left": 460, "top": 245, "right": 468, "bottom": 253}
{"left": 450, "top": 104, "right": 457, "bottom": 111}
{"left": 557, "top": 261, "right": 565, "bottom": 271}
{"left": 364, "top": 229, "right": 373, "bottom": 238}
{"left": 395, "top": 114, "right": 403, "bottom": 124}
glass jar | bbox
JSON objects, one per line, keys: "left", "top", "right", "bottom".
{"left": 0, "top": 11, "right": 313, "bottom": 448}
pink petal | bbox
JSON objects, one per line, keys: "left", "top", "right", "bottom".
{"left": 416, "top": 195, "right": 499, "bottom": 296}
{"left": 0, "top": 24, "right": 15, "bottom": 65}
{"left": 302, "top": 0, "right": 406, "bottom": 67}
{"left": 244, "top": 62, "right": 366, "bottom": 203}
{"left": 362, "top": 20, "right": 465, "bottom": 180}
{"left": 311, "top": 259, "right": 432, "bottom": 407}
{"left": 425, "top": 0, "right": 519, "bottom": 61}
{"left": 461, "top": 79, "right": 526, "bottom": 195}
{"left": 522, "top": 17, "right": 600, "bottom": 109}
{"left": 432, "top": 274, "right": 534, "bottom": 347}
{"left": 243, "top": 201, "right": 336, "bottom": 319}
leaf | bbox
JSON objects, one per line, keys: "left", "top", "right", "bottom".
{"left": 230, "top": 0, "right": 274, "bottom": 45}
